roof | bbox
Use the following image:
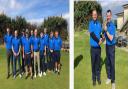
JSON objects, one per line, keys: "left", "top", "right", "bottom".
{"left": 123, "top": 4, "right": 128, "bottom": 8}
{"left": 115, "top": 12, "right": 124, "bottom": 16}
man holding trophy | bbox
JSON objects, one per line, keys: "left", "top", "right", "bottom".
{"left": 103, "top": 10, "right": 116, "bottom": 89}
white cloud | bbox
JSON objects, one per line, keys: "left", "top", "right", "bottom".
{"left": 10, "top": 0, "right": 22, "bottom": 9}
{"left": 27, "top": 18, "right": 44, "bottom": 25}
{"left": 62, "top": 13, "right": 69, "bottom": 20}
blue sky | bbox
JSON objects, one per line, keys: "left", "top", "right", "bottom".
{"left": 0, "top": 0, "right": 69, "bottom": 24}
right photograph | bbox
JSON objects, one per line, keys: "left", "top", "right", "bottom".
{"left": 74, "top": 1, "right": 128, "bottom": 89}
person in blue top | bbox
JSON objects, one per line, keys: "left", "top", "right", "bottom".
{"left": 48, "top": 31, "right": 55, "bottom": 71}
{"left": 39, "top": 31, "right": 46, "bottom": 76}
{"left": 23, "top": 30, "right": 33, "bottom": 79}
{"left": 89, "top": 9, "right": 103, "bottom": 86}
{"left": 53, "top": 30, "right": 62, "bottom": 75}
{"left": 4, "top": 27, "right": 13, "bottom": 79}
{"left": 31, "top": 29, "right": 41, "bottom": 78}
{"left": 103, "top": 10, "right": 116, "bottom": 89}
{"left": 30, "top": 30, "right": 34, "bottom": 74}
{"left": 21, "top": 29, "right": 25, "bottom": 74}
{"left": 12, "top": 30, "right": 22, "bottom": 79}
{"left": 44, "top": 28, "right": 49, "bottom": 69}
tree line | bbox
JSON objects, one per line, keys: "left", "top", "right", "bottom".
{"left": 0, "top": 14, "right": 68, "bottom": 43}
{"left": 74, "top": 1, "right": 102, "bottom": 31}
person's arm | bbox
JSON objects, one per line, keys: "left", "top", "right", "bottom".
{"left": 17, "top": 45, "right": 21, "bottom": 56}
{"left": 105, "top": 31, "right": 113, "bottom": 41}
{"left": 23, "top": 46, "right": 24, "bottom": 58}
{"left": 89, "top": 21, "right": 102, "bottom": 45}
{"left": 12, "top": 45, "right": 16, "bottom": 56}
{"left": 104, "top": 23, "right": 115, "bottom": 41}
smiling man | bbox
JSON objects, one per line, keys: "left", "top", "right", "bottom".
{"left": 104, "top": 10, "right": 116, "bottom": 89}
{"left": 89, "top": 9, "right": 103, "bottom": 86}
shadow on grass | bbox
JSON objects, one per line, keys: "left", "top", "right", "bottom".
{"left": 100, "top": 57, "right": 107, "bottom": 71}
{"left": 74, "top": 55, "right": 83, "bottom": 69}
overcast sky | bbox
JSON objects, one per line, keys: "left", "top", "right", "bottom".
{"left": 0, "top": 0, "right": 69, "bottom": 24}
{"left": 98, "top": 0, "right": 128, "bottom": 20}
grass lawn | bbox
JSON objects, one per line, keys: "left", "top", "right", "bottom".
{"left": 0, "top": 45, "right": 69, "bottom": 89}
{"left": 74, "top": 30, "right": 128, "bottom": 89}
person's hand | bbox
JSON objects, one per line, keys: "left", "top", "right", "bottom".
{"left": 31, "top": 53, "right": 33, "bottom": 58}
{"left": 98, "top": 38, "right": 103, "bottom": 45}
{"left": 23, "top": 54, "right": 24, "bottom": 59}
{"left": 50, "top": 49, "right": 53, "bottom": 53}
{"left": 14, "top": 52, "right": 17, "bottom": 57}
{"left": 44, "top": 51, "right": 46, "bottom": 56}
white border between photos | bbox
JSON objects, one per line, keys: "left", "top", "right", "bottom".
{"left": 70, "top": 0, "right": 74, "bottom": 89}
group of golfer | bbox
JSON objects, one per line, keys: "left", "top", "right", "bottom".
{"left": 4, "top": 28, "right": 62, "bottom": 80}
{"left": 89, "top": 9, "right": 116, "bottom": 89}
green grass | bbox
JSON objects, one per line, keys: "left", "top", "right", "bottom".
{"left": 0, "top": 46, "right": 69, "bottom": 89}
{"left": 74, "top": 31, "right": 128, "bottom": 89}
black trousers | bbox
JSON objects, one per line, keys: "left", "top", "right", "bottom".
{"left": 6, "top": 49, "right": 13, "bottom": 76}
{"left": 106, "top": 44, "right": 115, "bottom": 83}
{"left": 90, "top": 46, "right": 101, "bottom": 81}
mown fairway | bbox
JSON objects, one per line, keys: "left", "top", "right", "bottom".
{"left": 74, "top": 31, "right": 128, "bottom": 89}
{"left": 0, "top": 45, "right": 69, "bottom": 89}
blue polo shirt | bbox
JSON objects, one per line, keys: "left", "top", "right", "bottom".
{"left": 53, "top": 36, "right": 62, "bottom": 51}
{"left": 21, "top": 35, "right": 25, "bottom": 46}
{"left": 48, "top": 36, "right": 54, "bottom": 50}
{"left": 4, "top": 34, "right": 13, "bottom": 50}
{"left": 105, "top": 21, "right": 116, "bottom": 45}
{"left": 39, "top": 36, "right": 46, "bottom": 51}
{"left": 12, "top": 37, "right": 21, "bottom": 53}
{"left": 89, "top": 20, "right": 102, "bottom": 47}
{"left": 31, "top": 36, "right": 40, "bottom": 52}
{"left": 44, "top": 34, "right": 49, "bottom": 46}
{"left": 23, "top": 37, "right": 32, "bottom": 54}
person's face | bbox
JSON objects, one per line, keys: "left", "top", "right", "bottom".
{"left": 26, "top": 33, "right": 29, "bottom": 38}
{"left": 22, "top": 32, "right": 25, "bottom": 35}
{"left": 106, "top": 12, "right": 112, "bottom": 22}
{"left": 40, "top": 32, "right": 44, "bottom": 37}
{"left": 31, "top": 30, "right": 33, "bottom": 35}
{"left": 34, "top": 30, "right": 37, "bottom": 36}
{"left": 50, "top": 32, "right": 53, "bottom": 38}
{"left": 7, "top": 28, "right": 10, "bottom": 34}
{"left": 15, "top": 31, "right": 18, "bottom": 37}
{"left": 44, "top": 29, "right": 47, "bottom": 34}
{"left": 92, "top": 10, "right": 97, "bottom": 21}
{"left": 55, "top": 32, "right": 58, "bottom": 37}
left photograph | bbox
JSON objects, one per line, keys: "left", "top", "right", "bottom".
{"left": 0, "top": 0, "right": 69, "bottom": 89}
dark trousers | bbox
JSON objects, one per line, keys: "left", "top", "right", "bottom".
{"left": 21, "top": 50, "right": 25, "bottom": 72}
{"left": 6, "top": 49, "right": 13, "bottom": 76}
{"left": 48, "top": 50, "right": 54, "bottom": 70}
{"left": 40, "top": 50, "right": 46, "bottom": 72}
{"left": 90, "top": 47, "right": 101, "bottom": 81}
{"left": 106, "top": 44, "right": 115, "bottom": 83}
{"left": 13, "top": 54, "right": 21, "bottom": 76}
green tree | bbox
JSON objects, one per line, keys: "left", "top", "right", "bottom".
{"left": 41, "top": 16, "right": 68, "bottom": 40}
{"left": 74, "top": 1, "right": 102, "bottom": 31}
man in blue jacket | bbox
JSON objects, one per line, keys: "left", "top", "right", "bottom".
{"left": 53, "top": 31, "right": 62, "bottom": 75}
{"left": 12, "top": 30, "right": 22, "bottom": 79}
{"left": 43, "top": 28, "right": 49, "bottom": 71}
{"left": 21, "top": 29, "right": 25, "bottom": 74}
{"left": 30, "top": 30, "right": 34, "bottom": 74}
{"left": 39, "top": 31, "right": 46, "bottom": 76}
{"left": 31, "top": 29, "right": 41, "bottom": 78}
{"left": 4, "top": 27, "right": 13, "bottom": 79}
{"left": 48, "top": 31, "right": 55, "bottom": 71}
{"left": 89, "top": 9, "right": 103, "bottom": 86}
{"left": 104, "top": 10, "right": 116, "bottom": 89}
{"left": 23, "top": 30, "right": 33, "bottom": 79}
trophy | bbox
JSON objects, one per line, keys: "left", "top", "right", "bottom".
{"left": 100, "top": 20, "right": 107, "bottom": 38}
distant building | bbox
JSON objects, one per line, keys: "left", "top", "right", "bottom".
{"left": 116, "top": 4, "right": 128, "bottom": 33}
